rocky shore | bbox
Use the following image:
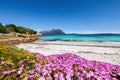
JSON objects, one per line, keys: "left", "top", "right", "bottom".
{"left": 0, "top": 38, "right": 39, "bottom": 45}
{"left": 0, "top": 32, "right": 41, "bottom": 45}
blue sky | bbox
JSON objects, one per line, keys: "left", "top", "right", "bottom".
{"left": 0, "top": 0, "right": 120, "bottom": 33}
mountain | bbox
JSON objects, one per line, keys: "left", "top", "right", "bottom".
{"left": 40, "top": 29, "right": 65, "bottom": 35}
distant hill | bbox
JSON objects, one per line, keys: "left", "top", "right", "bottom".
{"left": 0, "top": 22, "right": 37, "bottom": 34}
{"left": 40, "top": 29, "right": 65, "bottom": 35}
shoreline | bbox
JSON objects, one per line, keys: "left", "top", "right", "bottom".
{"left": 34, "top": 41, "right": 120, "bottom": 48}
{"left": 0, "top": 32, "right": 41, "bottom": 45}
{"left": 16, "top": 41, "right": 120, "bottom": 65}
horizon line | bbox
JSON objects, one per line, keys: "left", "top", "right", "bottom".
{"left": 66, "top": 31, "right": 120, "bottom": 34}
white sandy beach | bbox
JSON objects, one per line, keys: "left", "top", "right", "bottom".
{"left": 16, "top": 40, "right": 120, "bottom": 65}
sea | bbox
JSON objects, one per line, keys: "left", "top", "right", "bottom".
{"left": 37, "top": 34, "right": 120, "bottom": 42}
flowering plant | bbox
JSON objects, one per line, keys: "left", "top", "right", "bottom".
{"left": 0, "top": 45, "right": 120, "bottom": 80}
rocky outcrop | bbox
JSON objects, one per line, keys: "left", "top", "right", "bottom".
{"left": 18, "top": 33, "right": 42, "bottom": 38}
{"left": 0, "top": 33, "right": 40, "bottom": 45}
{"left": 0, "top": 38, "right": 39, "bottom": 45}
{"left": 40, "top": 29, "right": 65, "bottom": 35}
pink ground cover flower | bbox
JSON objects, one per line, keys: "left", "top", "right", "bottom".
{"left": 38, "top": 77, "right": 46, "bottom": 80}
{"left": 2, "top": 69, "right": 16, "bottom": 74}
{"left": 17, "top": 64, "right": 24, "bottom": 74}
{"left": 1, "top": 53, "right": 120, "bottom": 80}
{"left": 32, "top": 53, "right": 120, "bottom": 80}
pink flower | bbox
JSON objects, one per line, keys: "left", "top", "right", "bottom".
{"left": 3, "top": 71, "right": 11, "bottom": 74}
{"left": 17, "top": 65, "right": 24, "bottom": 74}
{"left": 17, "top": 69, "right": 23, "bottom": 74}
{"left": 23, "top": 77, "right": 28, "bottom": 80}
{"left": 38, "top": 77, "right": 46, "bottom": 80}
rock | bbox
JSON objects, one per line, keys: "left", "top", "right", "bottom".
{"left": 0, "top": 38, "right": 39, "bottom": 45}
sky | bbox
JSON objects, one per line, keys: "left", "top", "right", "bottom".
{"left": 0, "top": 0, "right": 120, "bottom": 33}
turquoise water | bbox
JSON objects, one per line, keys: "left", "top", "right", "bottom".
{"left": 38, "top": 34, "right": 120, "bottom": 42}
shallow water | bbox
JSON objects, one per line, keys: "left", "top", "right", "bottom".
{"left": 37, "top": 34, "right": 120, "bottom": 42}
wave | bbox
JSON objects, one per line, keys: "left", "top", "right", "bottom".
{"left": 40, "top": 39, "right": 120, "bottom": 43}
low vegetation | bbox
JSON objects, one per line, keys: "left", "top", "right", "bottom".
{"left": 0, "top": 23, "right": 37, "bottom": 34}
{"left": 0, "top": 45, "right": 41, "bottom": 80}
{"left": 0, "top": 45, "right": 120, "bottom": 80}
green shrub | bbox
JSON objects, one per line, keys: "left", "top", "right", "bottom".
{"left": 0, "top": 22, "right": 37, "bottom": 34}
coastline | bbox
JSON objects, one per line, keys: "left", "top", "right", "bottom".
{"left": 0, "top": 37, "right": 39, "bottom": 45}
{"left": 0, "top": 32, "right": 41, "bottom": 45}
{"left": 1, "top": 33, "right": 120, "bottom": 65}
{"left": 16, "top": 41, "right": 120, "bottom": 65}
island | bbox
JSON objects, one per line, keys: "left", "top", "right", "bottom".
{"left": 39, "top": 29, "right": 65, "bottom": 35}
